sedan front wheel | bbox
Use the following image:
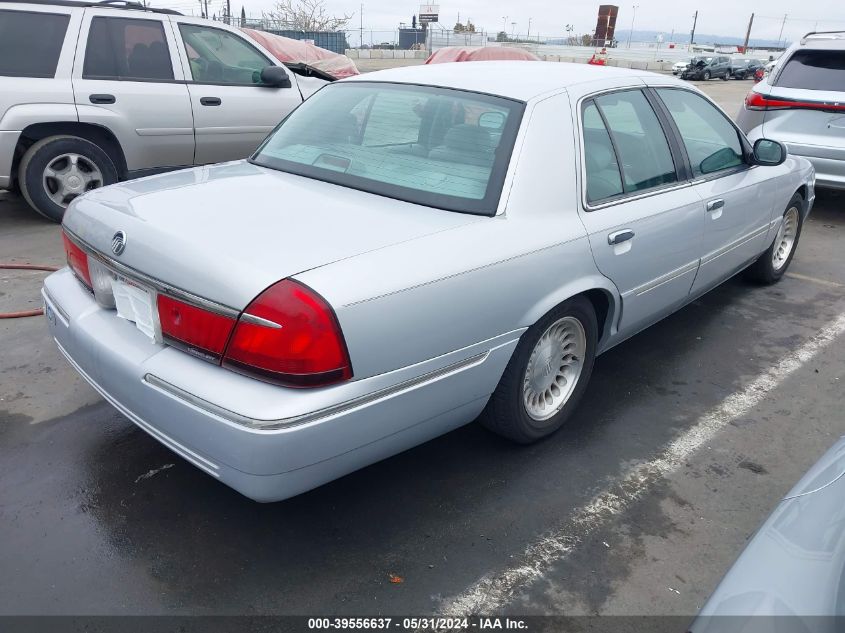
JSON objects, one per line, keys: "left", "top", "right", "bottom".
{"left": 745, "top": 193, "right": 804, "bottom": 284}
{"left": 481, "top": 296, "right": 597, "bottom": 444}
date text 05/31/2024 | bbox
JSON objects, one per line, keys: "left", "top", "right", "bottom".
{"left": 307, "top": 617, "right": 529, "bottom": 630}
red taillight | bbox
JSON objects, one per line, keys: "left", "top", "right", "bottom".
{"left": 223, "top": 279, "right": 352, "bottom": 388}
{"left": 745, "top": 91, "right": 845, "bottom": 112}
{"left": 157, "top": 294, "right": 236, "bottom": 362}
{"left": 62, "top": 231, "right": 92, "bottom": 289}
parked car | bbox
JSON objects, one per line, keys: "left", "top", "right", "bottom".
{"left": 425, "top": 45, "right": 540, "bottom": 63}
{"left": 45, "top": 63, "right": 814, "bottom": 502}
{"left": 690, "top": 436, "right": 845, "bottom": 629}
{"left": 0, "top": 0, "right": 326, "bottom": 222}
{"left": 681, "top": 56, "right": 732, "bottom": 80}
{"left": 672, "top": 59, "right": 692, "bottom": 75}
{"left": 730, "top": 58, "right": 764, "bottom": 79}
{"left": 738, "top": 31, "right": 845, "bottom": 191}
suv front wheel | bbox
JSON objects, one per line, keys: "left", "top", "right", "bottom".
{"left": 18, "top": 135, "right": 117, "bottom": 222}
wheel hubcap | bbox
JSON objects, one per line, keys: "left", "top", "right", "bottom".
{"left": 42, "top": 153, "right": 103, "bottom": 208}
{"left": 772, "top": 206, "right": 799, "bottom": 271}
{"left": 522, "top": 316, "right": 587, "bottom": 422}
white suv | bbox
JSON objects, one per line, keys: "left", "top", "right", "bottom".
{"left": 737, "top": 31, "right": 845, "bottom": 191}
{"left": 0, "top": 0, "right": 324, "bottom": 221}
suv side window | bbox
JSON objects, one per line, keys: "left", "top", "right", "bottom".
{"left": 656, "top": 88, "right": 744, "bottom": 177}
{"left": 0, "top": 10, "right": 70, "bottom": 78}
{"left": 590, "top": 90, "right": 677, "bottom": 196}
{"left": 83, "top": 17, "right": 174, "bottom": 81}
{"left": 179, "top": 24, "right": 271, "bottom": 85}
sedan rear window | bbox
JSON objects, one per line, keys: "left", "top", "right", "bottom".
{"left": 251, "top": 82, "right": 524, "bottom": 216}
{"left": 775, "top": 50, "right": 845, "bottom": 90}
{"left": 0, "top": 10, "right": 70, "bottom": 78}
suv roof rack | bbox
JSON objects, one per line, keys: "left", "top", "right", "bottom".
{"left": 801, "top": 31, "right": 845, "bottom": 44}
{"left": 0, "top": 0, "right": 182, "bottom": 15}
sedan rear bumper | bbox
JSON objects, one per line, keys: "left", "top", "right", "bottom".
{"left": 44, "top": 268, "right": 520, "bottom": 502}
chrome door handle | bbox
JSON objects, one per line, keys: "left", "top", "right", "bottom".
{"left": 707, "top": 199, "right": 725, "bottom": 211}
{"left": 608, "top": 229, "right": 635, "bottom": 245}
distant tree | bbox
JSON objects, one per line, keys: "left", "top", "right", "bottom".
{"left": 496, "top": 30, "right": 509, "bottom": 42}
{"left": 263, "top": 0, "right": 352, "bottom": 31}
{"left": 453, "top": 21, "right": 465, "bottom": 32}
{"left": 580, "top": 33, "right": 593, "bottom": 46}
{"left": 465, "top": 20, "right": 476, "bottom": 32}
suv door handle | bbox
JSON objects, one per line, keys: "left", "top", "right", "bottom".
{"left": 707, "top": 199, "right": 725, "bottom": 211}
{"left": 608, "top": 229, "right": 635, "bottom": 245}
{"left": 200, "top": 97, "right": 222, "bottom": 106}
{"left": 89, "top": 94, "right": 115, "bottom": 104}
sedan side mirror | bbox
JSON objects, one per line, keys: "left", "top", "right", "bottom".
{"left": 752, "top": 138, "right": 787, "bottom": 166}
{"left": 260, "top": 65, "right": 291, "bottom": 88}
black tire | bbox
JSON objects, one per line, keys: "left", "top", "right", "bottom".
{"left": 745, "top": 193, "right": 804, "bottom": 284}
{"left": 702, "top": 70, "right": 711, "bottom": 80}
{"left": 480, "top": 296, "right": 598, "bottom": 444}
{"left": 722, "top": 70, "right": 730, "bottom": 80}
{"left": 18, "top": 135, "right": 117, "bottom": 223}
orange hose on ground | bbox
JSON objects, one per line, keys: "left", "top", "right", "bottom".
{"left": 0, "top": 263, "right": 61, "bottom": 318}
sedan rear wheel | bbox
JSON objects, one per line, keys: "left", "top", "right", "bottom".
{"left": 480, "top": 296, "right": 597, "bottom": 444}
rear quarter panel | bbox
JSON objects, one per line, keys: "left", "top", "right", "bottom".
{"left": 296, "top": 93, "right": 617, "bottom": 381}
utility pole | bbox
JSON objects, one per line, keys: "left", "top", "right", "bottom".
{"left": 527, "top": 17, "right": 532, "bottom": 39}
{"left": 359, "top": 4, "right": 363, "bottom": 49}
{"left": 777, "top": 14, "right": 788, "bottom": 49}
{"left": 627, "top": 5, "right": 638, "bottom": 49}
{"left": 743, "top": 13, "right": 754, "bottom": 53}
{"left": 689, "top": 10, "right": 698, "bottom": 50}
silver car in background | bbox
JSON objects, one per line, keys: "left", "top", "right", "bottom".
{"left": 691, "top": 436, "right": 845, "bottom": 631}
{"left": 45, "top": 63, "right": 814, "bottom": 501}
{"left": 738, "top": 31, "right": 845, "bottom": 190}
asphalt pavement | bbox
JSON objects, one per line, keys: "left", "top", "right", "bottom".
{"left": 1, "top": 78, "right": 843, "bottom": 619}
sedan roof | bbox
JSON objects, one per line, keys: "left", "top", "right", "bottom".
{"left": 342, "top": 61, "right": 675, "bottom": 101}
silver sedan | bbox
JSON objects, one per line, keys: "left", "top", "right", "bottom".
{"left": 45, "top": 62, "right": 815, "bottom": 501}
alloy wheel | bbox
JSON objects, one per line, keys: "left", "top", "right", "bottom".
{"left": 522, "top": 316, "right": 587, "bottom": 422}
{"left": 42, "top": 153, "right": 103, "bottom": 208}
{"left": 772, "top": 206, "right": 800, "bottom": 271}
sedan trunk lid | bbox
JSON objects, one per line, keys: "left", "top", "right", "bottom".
{"left": 63, "top": 161, "right": 482, "bottom": 310}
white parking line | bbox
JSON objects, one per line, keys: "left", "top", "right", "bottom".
{"left": 440, "top": 312, "right": 845, "bottom": 616}
{"left": 785, "top": 272, "right": 845, "bottom": 289}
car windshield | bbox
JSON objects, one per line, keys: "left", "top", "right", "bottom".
{"left": 251, "top": 82, "right": 525, "bottom": 216}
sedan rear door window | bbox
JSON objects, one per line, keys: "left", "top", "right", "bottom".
{"left": 592, "top": 90, "right": 678, "bottom": 194}
{"left": 252, "top": 82, "right": 524, "bottom": 216}
{"left": 582, "top": 102, "right": 624, "bottom": 203}
{"left": 0, "top": 10, "right": 70, "bottom": 78}
{"left": 774, "top": 50, "right": 845, "bottom": 90}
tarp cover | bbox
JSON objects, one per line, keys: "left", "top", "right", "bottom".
{"left": 425, "top": 46, "right": 540, "bottom": 64}
{"left": 241, "top": 28, "right": 359, "bottom": 79}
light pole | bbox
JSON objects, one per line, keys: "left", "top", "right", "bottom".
{"left": 502, "top": 16, "right": 507, "bottom": 35}
{"left": 511, "top": 22, "right": 516, "bottom": 39}
{"left": 627, "top": 5, "right": 638, "bottom": 49}
{"left": 527, "top": 17, "right": 532, "bottom": 40}
{"left": 777, "top": 14, "right": 788, "bottom": 49}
